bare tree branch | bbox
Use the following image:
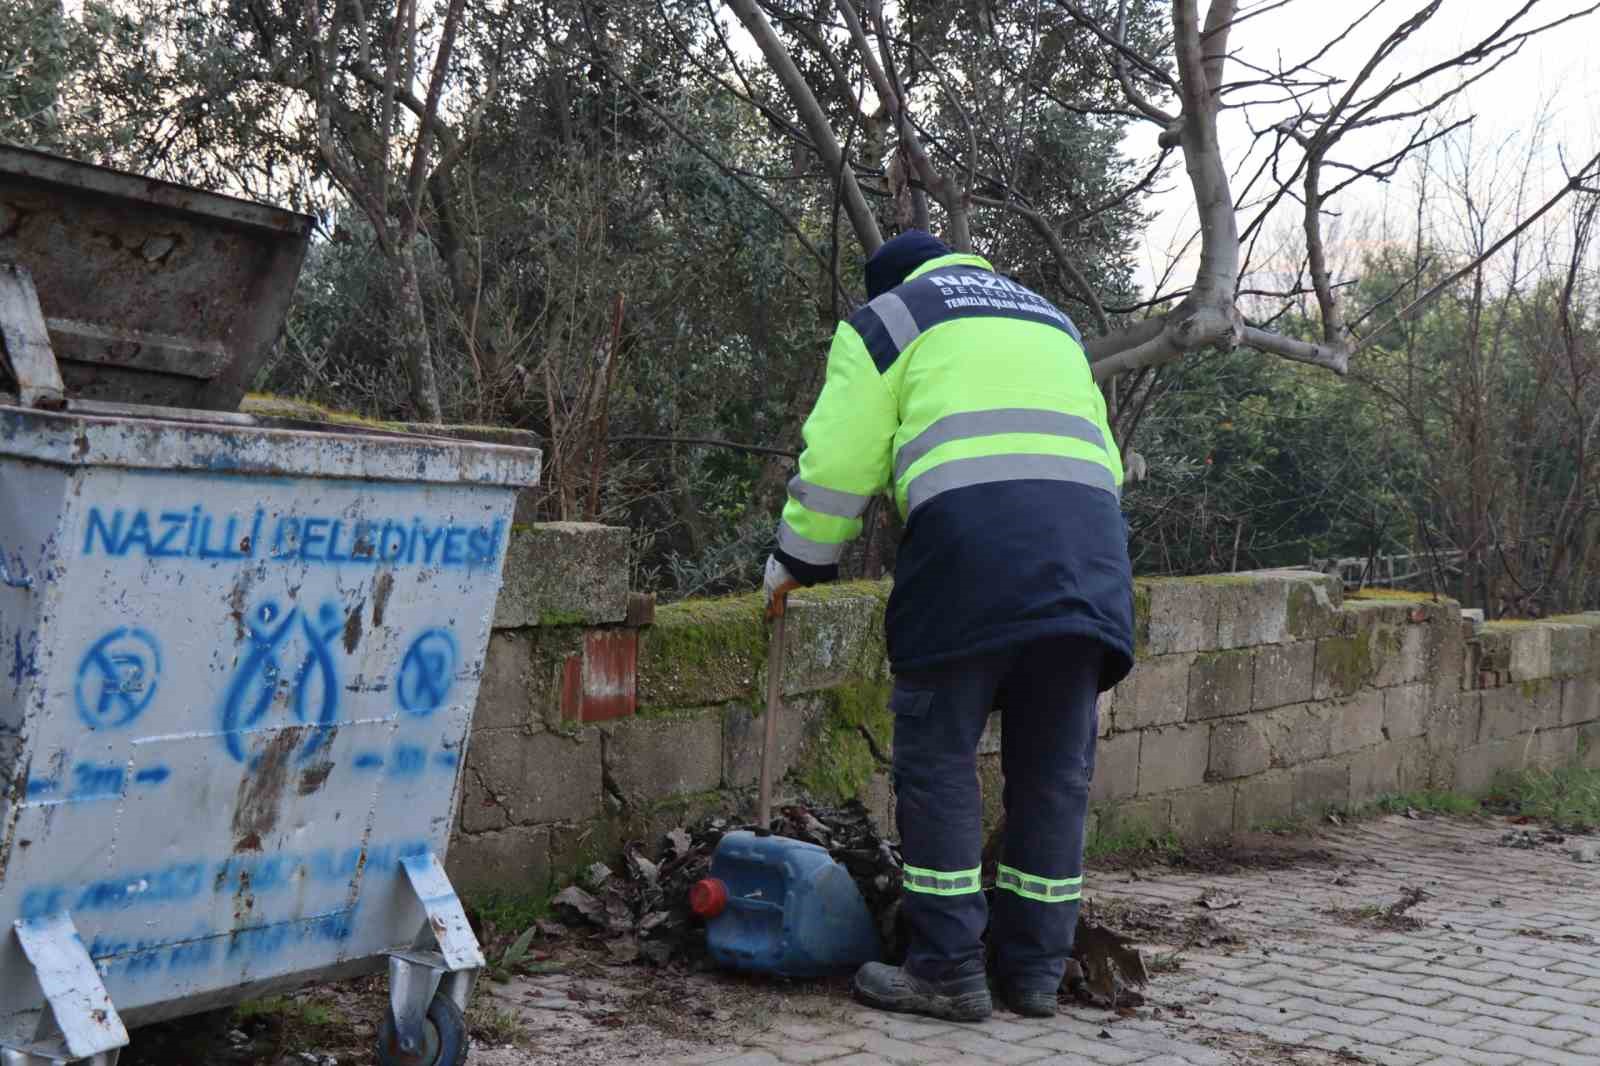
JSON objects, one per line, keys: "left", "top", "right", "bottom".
{"left": 726, "top": 0, "right": 883, "bottom": 253}
{"left": 972, "top": 192, "right": 1108, "bottom": 333}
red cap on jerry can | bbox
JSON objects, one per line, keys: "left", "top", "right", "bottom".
{"left": 689, "top": 877, "right": 729, "bottom": 919}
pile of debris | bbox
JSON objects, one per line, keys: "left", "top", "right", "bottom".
{"left": 550, "top": 799, "right": 1147, "bottom": 1006}
{"left": 549, "top": 801, "right": 905, "bottom": 967}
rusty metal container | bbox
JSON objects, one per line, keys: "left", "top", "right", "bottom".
{"left": 0, "top": 151, "right": 539, "bottom": 1066}
{"left": 0, "top": 144, "right": 310, "bottom": 411}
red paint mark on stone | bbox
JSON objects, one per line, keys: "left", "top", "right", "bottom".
{"left": 561, "top": 630, "right": 638, "bottom": 722}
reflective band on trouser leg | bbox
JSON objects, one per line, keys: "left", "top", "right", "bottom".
{"left": 902, "top": 864, "right": 983, "bottom": 897}
{"left": 996, "top": 864, "right": 1082, "bottom": 903}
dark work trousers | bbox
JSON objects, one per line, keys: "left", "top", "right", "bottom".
{"left": 892, "top": 635, "right": 1104, "bottom": 988}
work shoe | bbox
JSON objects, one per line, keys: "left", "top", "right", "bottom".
{"left": 995, "top": 981, "right": 1058, "bottom": 1018}
{"left": 851, "top": 960, "right": 992, "bottom": 1022}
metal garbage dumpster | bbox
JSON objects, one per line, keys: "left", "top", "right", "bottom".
{"left": 0, "top": 147, "right": 540, "bottom": 1066}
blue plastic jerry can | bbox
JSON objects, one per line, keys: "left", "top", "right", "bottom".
{"left": 689, "top": 830, "right": 882, "bottom": 977}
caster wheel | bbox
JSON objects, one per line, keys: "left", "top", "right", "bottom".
{"left": 376, "top": 991, "right": 469, "bottom": 1066}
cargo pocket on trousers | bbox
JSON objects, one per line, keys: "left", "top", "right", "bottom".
{"left": 889, "top": 683, "right": 934, "bottom": 720}
{"left": 888, "top": 683, "right": 934, "bottom": 783}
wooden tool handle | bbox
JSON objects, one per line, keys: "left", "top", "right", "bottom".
{"left": 757, "top": 606, "right": 787, "bottom": 830}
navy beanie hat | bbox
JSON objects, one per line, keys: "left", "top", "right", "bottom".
{"left": 865, "top": 230, "right": 951, "bottom": 301}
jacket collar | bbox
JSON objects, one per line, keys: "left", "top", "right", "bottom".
{"left": 905, "top": 252, "right": 994, "bottom": 281}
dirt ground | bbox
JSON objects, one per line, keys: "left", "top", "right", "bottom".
{"left": 115, "top": 813, "right": 1600, "bottom": 1066}
{"left": 114, "top": 828, "right": 1356, "bottom": 1066}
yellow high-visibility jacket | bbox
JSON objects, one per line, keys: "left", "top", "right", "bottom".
{"left": 773, "top": 253, "right": 1133, "bottom": 688}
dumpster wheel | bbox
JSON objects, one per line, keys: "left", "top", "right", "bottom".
{"left": 377, "top": 992, "right": 468, "bottom": 1066}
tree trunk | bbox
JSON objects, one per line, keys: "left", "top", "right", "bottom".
{"left": 394, "top": 243, "right": 444, "bottom": 423}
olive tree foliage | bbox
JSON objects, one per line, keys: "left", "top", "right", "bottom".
{"left": 1, "top": 0, "right": 77, "bottom": 145}
{"left": 715, "top": 0, "right": 1600, "bottom": 454}
{"left": 0, "top": 0, "right": 151, "bottom": 150}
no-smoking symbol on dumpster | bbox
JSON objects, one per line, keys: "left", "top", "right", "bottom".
{"left": 397, "top": 628, "right": 457, "bottom": 716}
{"left": 75, "top": 627, "right": 162, "bottom": 730}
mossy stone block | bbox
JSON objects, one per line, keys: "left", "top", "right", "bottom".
{"left": 777, "top": 581, "right": 891, "bottom": 694}
{"left": 548, "top": 818, "right": 621, "bottom": 876}
{"left": 1334, "top": 600, "right": 1412, "bottom": 635}
{"left": 1233, "top": 769, "right": 1294, "bottom": 830}
{"left": 1372, "top": 623, "right": 1428, "bottom": 688}
{"left": 1142, "top": 577, "right": 1221, "bottom": 655}
{"left": 1090, "top": 730, "right": 1140, "bottom": 802}
{"left": 1563, "top": 678, "right": 1600, "bottom": 727}
{"left": 1347, "top": 743, "right": 1403, "bottom": 805}
{"left": 1096, "top": 690, "right": 1115, "bottom": 737}
{"left": 1292, "top": 757, "right": 1350, "bottom": 815}
{"left": 790, "top": 679, "right": 894, "bottom": 803}
{"left": 1209, "top": 716, "right": 1270, "bottom": 780}
{"left": 1136, "top": 722, "right": 1209, "bottom": 794}
{"left": 1472, "top": 628, "right": 1515, "bottom": 676}
{"left": 865, "top": 771, "right": 897, "bottom": 836}
{"left": 1313, "top": 617, "right": 1400, "bottom": 699}
{"left": 1167, "top": 783, "right": 1236, "bottom": 840}
{"left": 1091, "top": 795, "right": 1172, "bottom": 838}
{"left": 1281, "top": 573, "right": 1344, "bottom": 639}
{"left": 474, "top": 630, "right": 542, "bottom": 733}
{"left": 1546, "top": 623, "right": 1593, "bottom": 679}
{"left": 1327, "top": 690, "right": 1385, "bottom": 755}
{"left": 1216, "top": 575, "right": 1294, "bottom": 648}
{"left": 1119, "top": 654, "right": 1193, "bottom": 730}
{"left": 1578, "top": 722, "right": 1600, "bottom": 769}
{"left": 1132, "top": 582, "right": 1153, "bottom": 657}
{"left": 521, "top": 626, "right": 586, "bottom": 731}
{"left": 1549, "top": 613, "right": 1600, "bottom": 678}
{"left": 1264, "top": 703, "right": 1333, "bottom": 767}
{"left": 1383, "top": 683, "right": 1429, "bottom": 740}
{"left": 605, "top": 714, "right": 723, "bottom": 803}
{"left": 1455, "top": 738, "right": 1528, "bottom": 794}
{"left": 1480, "top": 622, "right": 1553, "bottom": 681}
{"left": 1479, "top": 680, "right": 1558, "bottom": 740}
{"left": 469, "top": 728, "right": 601, "bottom": 825}
{"left": 1428, "top": 692, "right": 1481, "bottom": 751}
{"left": 1187, "top": 649, "right": 1253, "bottom": 721}
{"left": 722, "top": 694, "right": 828, "bottom": 788}
{"left": 495, "top": 522, "right": 630, "bottom": 628}
{"left": 637, "top": 593, "right": 767, "bottom": 710}
{"left": 1252, "top": 642, "right": 1315, "bottom": 710}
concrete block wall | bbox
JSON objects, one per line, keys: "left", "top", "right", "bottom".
{"left": 448, "top": 521, "right": 897, "bottom": 893}
{"left": 445, "top": 525, "right": 1600, "bottom": 895}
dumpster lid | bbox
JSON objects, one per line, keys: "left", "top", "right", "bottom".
{"left": 0, "top": 145, "right": 312, "bottom": 412}
{"left": 0, "top": 404, "right": 541, "bottom": 488}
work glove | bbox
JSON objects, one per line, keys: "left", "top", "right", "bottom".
{"left": 763, "top": 554, "right": 800, "bottom": 620}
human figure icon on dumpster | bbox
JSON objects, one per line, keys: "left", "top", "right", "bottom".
{"left": 764, "top": 230, "right": 1134, "bottom": 1022}
{"left": 220, "top": 599, "right": 345, "bottom": 764}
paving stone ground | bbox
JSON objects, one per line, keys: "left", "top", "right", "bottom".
{"left": 478, "top": 814, "right": 1600, "bottom": 1066}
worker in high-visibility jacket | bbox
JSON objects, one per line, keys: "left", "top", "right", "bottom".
{"left": 764, "top": 230, "right": 1133, "bottom": 1022}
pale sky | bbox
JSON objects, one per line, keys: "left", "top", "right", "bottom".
{"left": 1131, "top": 0, "right": 1600, "bottom": 294}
